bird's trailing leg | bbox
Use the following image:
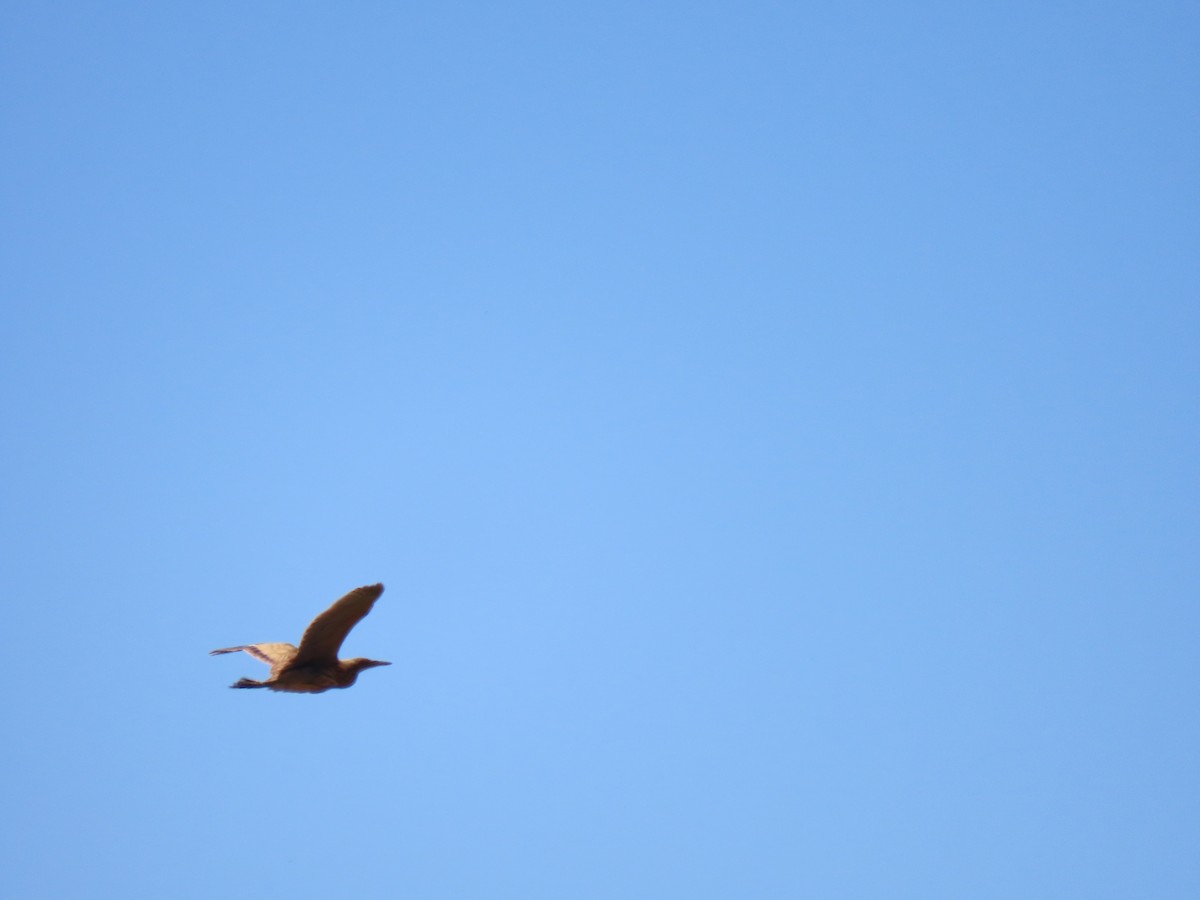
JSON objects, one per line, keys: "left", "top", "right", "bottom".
{"left": 231, "top": 678, "right": 268, "bottom": 689}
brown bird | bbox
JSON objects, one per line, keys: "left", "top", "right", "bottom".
{"left": 210, "top": 583, "right": 390, "bottom": 693}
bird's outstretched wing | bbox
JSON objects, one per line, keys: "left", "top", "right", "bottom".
{"left": 290, "top": 583, "right": 385, "bottom": 666}
{"left": 209, "top": 643, "right": 298, "bottom": 668}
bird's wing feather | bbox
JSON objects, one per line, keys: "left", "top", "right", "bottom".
{"left": 290, "top": 583, "right": 384, "bottom": 666}
{"left": 209, "top": 643, "right": 297, "bottom": 667}
{"left": 245, "top": 643, "right": 298, "bottom": 666}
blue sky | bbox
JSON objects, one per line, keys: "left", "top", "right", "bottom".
{"left": 2, "top": 2, "right": 1197, "bottom": 897}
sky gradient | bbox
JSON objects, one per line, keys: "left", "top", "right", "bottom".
{"left": 2, "top": 2, "right": 1198, "bottom": 897}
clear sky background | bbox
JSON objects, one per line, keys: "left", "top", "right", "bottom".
{"left": 2, "top": 2, "right": 1197, "bottom": 898}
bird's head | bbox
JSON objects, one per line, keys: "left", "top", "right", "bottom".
{"left": 346, "top": 658, "right": 392, "bottom": 673}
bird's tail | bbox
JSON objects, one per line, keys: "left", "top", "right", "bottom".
{"left": 231, "top": 678, "right": 268, "bottom": 689}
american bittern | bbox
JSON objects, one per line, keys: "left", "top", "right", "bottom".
{"left": 210, "top": 583, "right": 389, "bottom": 693}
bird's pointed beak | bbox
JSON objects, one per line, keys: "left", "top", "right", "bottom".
{"left": 368, "top": 660, "right": 392, "bottom": 668}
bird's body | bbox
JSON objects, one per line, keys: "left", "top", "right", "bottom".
{"left": 210, "top": 583, "right": 389, "bottom": 693}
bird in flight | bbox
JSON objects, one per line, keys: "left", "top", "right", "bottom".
{"left": 210, "top": 583, "right": 390, "bottom": 693}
